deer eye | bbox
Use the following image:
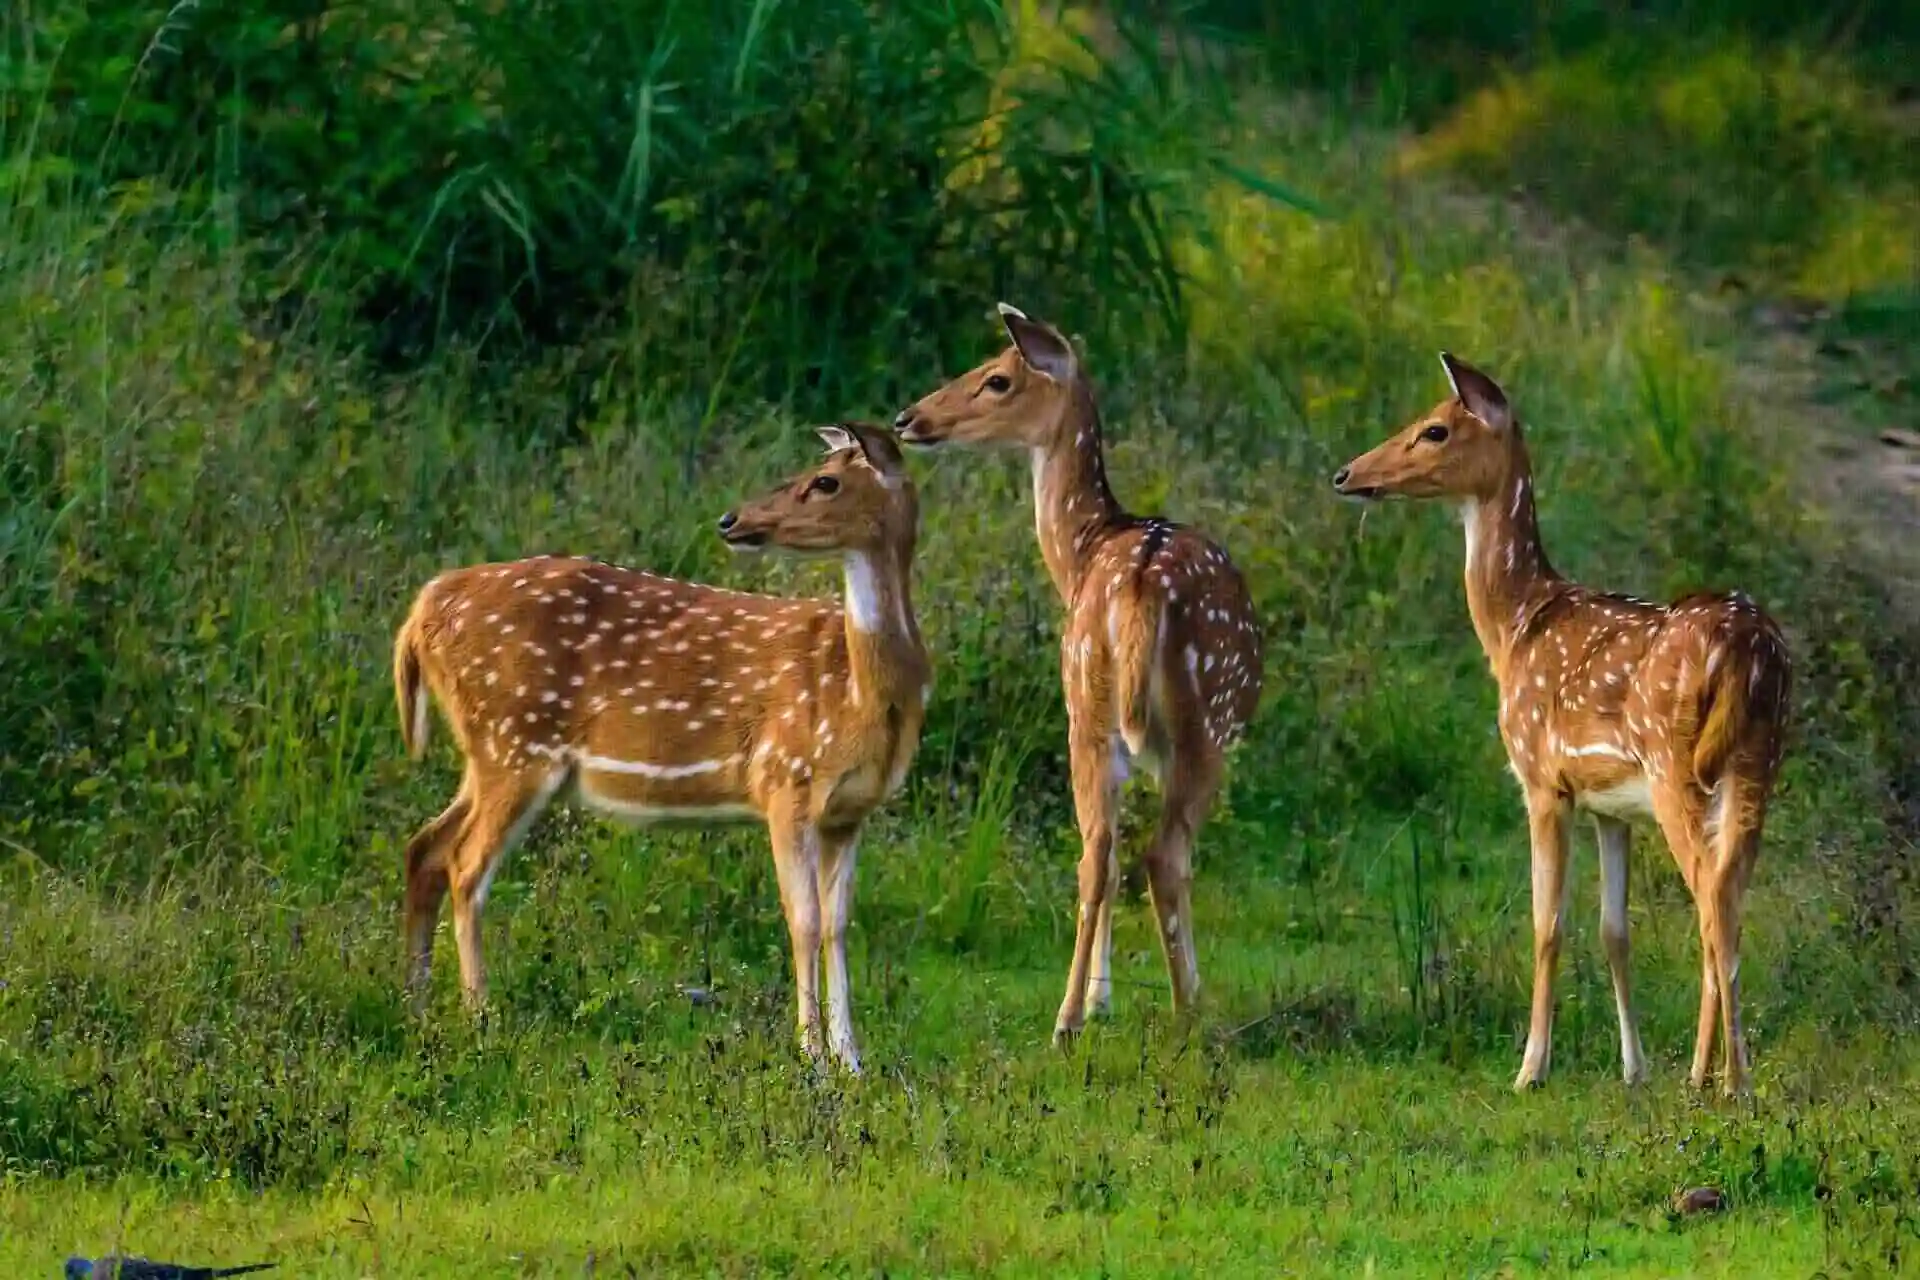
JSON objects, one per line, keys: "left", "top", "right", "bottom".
{"left": 983, "top": 373, "right": 1012, "bottom": 394}
{"left": 1419, "top": 422, "right": 1450, "bottom": 443}
{"left": 807, "top": 474, "right": 840, "bottom": 496}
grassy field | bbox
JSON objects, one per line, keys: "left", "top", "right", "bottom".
{"left": 4, "top": 2, "right": 1919, "bottom": 1274}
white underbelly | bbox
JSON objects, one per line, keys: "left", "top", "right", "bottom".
{"left": 576, "top": 776, "right": 758, "bottom": 826}
{"left": 1577, "top": 776, "right": 1655, "bottom": 820}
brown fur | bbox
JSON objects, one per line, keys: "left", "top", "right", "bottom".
{"left": 894, "top": 304, "right": 1263, "bottom": 1041}
{"left": 1334, "top": 354, "right": 1791, "bottom": 1095}
{"left": 391, "top": 424, "right": 928, "bottom": 1074}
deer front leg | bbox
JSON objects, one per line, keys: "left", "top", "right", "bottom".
{"left": 1055, "top": 718, "right": 1118, "bottom": 1047}
{"left": 768, "top": 804, "right": 826, "bottom": 1066}
{"left": 1515, "top": 790, "right": 1572, "bottom": 1090}
{"left": 1594, "top": 816, "right": 1649, "bottom": 1086}
{"left": 816, "top": 825, "right": 863, "bottom": 1075}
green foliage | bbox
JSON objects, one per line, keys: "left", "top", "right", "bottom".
{"left": 6, "top": 0, "right": 1297, "bottom": 401}
{"left": 1401, "top": 41, "right": 1920, "bottom": 295}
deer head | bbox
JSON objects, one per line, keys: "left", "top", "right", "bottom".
{"left": 1332, "top": 353, "right": 1520, "bottom": 502}
{"left": 721, "top": 422, "right": 916, "bottom": 557}
{"left": 893, "top": 303, "right": 1081, "bottom": 450}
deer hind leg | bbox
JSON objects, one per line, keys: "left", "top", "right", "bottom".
{"left": 1515, "top": 790, "right": 1572, "bottom": 1091}
{"left": 1706, "top": 852, "right": 1756, "bottom": 1096}
{"left": 1087, "top": 739, "right": 1130, "bottom": 1020}
{"left": 1143, "top": 747, "right": 1220, "bottom": 1020}
{"left": 816, "top": 824, "right": 863, "bottom": 1075}
{"left": 1651, "top": 788, "right": 1719, "bottom": 1090}
{"left": 1056, "top": 714, "right": 1119, "bottom": 1047}
{"left": 1690, "top": 919, "right": 1721, "bottom": 1090}
{"left": 769, "top": 803, "right": 826, "bottom": 1066}
{"left": 1705, "top": 780, "right": 1763, "bottom": 1096}
{"left": 1593, "top": 816, "right": 1649, "bottom": 1086}
{"left": 1087, "top": 844, "right": 1121, "bottom": 1019}
{"left": 447, "top": 768, "right": 565, "bottom": 1012}
{"left": 403, "top": 780, "right": 474, "bottom": 1008}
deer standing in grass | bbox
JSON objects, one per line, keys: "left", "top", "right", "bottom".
{"left": 1332, "top": 355, "right": 1792, "bottom": 1095}
{"left": 893, "top": 305, "right": 1263, "bottom": 1044}
{"left": 391, "top": 424, "right": 927, "bottom": 1074}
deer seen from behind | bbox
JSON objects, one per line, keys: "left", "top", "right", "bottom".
{"left": 391, "top": 423, "right": 928, "bottom": 1075}
{"left": 1332, "top": 354, "right": 1792, "bottom": 1095}
{"left": 893, "top": 304, "right": 1264, "bottom": 1045}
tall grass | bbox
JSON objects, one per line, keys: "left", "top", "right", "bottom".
{"left": 5, "top": 0, "right": 1304, "bottom": 394}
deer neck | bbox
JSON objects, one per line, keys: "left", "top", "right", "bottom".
{"left": 1460, "top": 435, "right": 1557, "bottom": 670}
{"left": 839, "top": 541, "right": 927, "bottom": 717}
{"left": 1029, "top": 379, "right": 1124, "bottom": 601}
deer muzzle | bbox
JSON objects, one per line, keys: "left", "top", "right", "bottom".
{"left": 1331, "top": 464, "right": 1383, "bottom": 500}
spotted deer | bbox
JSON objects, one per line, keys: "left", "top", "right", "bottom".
{"left": 893, "top": 304, "right": 1263, "bottom": 1044}
{"left": 391, "top": 423, "right": 927, "bottom": 1074}
{"left": 1333, "top": 354, "right": 1792, "bottom": 1095}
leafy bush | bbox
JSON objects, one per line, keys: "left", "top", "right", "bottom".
{"left": 9, "top": 0, "right": 1269, "bottom": 400}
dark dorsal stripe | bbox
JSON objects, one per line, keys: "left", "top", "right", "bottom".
{"left": 1128, "top": 518, "right": 1183, "bottom": 593}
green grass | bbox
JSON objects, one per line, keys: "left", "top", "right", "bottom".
{"left": 5, "top": 4, "right": 1920, "bottom": 1275}
{"left": 7, "top": 867, "right": 1920, "bottom": 1274}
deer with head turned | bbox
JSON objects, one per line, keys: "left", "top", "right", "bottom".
{"left": 1332, "top": 354, "right": 1792, "bottom": 1095}
{"left": 391, "top": 423, "right": 927, "bottom": 1074}
{"left": 893, "top": 304, "right": 1263, "bottom": 1044}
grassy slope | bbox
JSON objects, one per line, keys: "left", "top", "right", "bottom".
{"left": 5, "top": 18, "right": 1920, "bottom": 1279}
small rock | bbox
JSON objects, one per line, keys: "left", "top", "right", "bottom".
{"left": 67, "top": 1258, "right": 277, "bottom": 1280}
{"left": 1672, "top": 1186, "right": 1726, "bottom": 1215}
{"left": 1751, "top": 297, "right": 1830, "bottom": 330}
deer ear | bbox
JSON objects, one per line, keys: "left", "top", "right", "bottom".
{"left": 1440, "top": 352, "right": 1511, "bottom": 432}
{"left": 841, "top": 421, "right": 907, "bottom": 478}
{"left": 998, "top": 302, "right": 1075, "bottom": 382}
{"left": 815, "top": 424, "right": 858, "bottom": 454}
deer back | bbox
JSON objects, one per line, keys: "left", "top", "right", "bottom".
{"left": 402, "top": 555, "right": 922, "bottom": 824}
{"left": 1500, "top": 586, "right": 1791, "bottom": 806}
{"left": 1063, "top": 519, "right": 1263, "bottom": 761}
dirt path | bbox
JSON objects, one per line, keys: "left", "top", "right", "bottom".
{"left": 1735, "top": 303, "right": 1920, "bottom": 627}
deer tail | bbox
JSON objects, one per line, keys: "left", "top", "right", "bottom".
{"left": 1692, "top": 677, "right": 1745, "bottom": 788}
{"left": 1692, "top": 623, "right": 1787, "bottom": 786}
{"left": 1113, "top": 592, "right": 1166, "bottom": 753}
{"left": 394, "top": 609, "right": 430, "bottom": 761}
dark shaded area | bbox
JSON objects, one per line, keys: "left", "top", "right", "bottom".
{"left": 1165, "top": 0, "right": 1920, "bottom": 122}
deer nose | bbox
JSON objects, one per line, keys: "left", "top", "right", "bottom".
{"left": 717, "top": 511, "right": 738, "bottom": 533}
{"left": 892, "top": 408, "right": 915, "bottom": 432}
{"left": 1331, "top": 466, "right": 1352, "bottom": 490}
